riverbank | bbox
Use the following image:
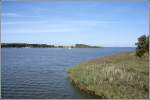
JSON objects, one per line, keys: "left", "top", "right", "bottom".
{"left": 68, "top": 52, "right": 149, "bottom": 99}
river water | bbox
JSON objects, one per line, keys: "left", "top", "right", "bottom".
{"left": 1, "top": 47, "right": 134, "bottom": 99}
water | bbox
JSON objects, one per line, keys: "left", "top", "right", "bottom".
{"left": 1, "top": 47, "right": 134, "bottom": 99}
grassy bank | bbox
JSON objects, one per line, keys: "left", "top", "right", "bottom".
{"left": 68, "top": 52, "right": 149, "bottom": 99}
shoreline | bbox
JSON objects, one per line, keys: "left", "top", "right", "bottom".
{"left": 68, "top": 52, "right": 149, "bottom": 99}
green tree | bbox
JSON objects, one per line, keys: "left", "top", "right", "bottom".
{"left": 135, "top": 35, "right": 149, "bottom": 57}
{"left": 146, "top": 35, "right": 149, "bottom": 53}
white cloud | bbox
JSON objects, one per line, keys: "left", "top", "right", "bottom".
{"left": 2, "top": 13, "right": 20, "bottom": 17}
{"left": 2, "top": 22, "right": 80, "bottom": 34}
{"left": 32, "top": 8, "right": 49, "bottom": 13}
{"left": 2, "top": 21, "right": 48, "bottom": 25}
{"left": 67, "top": 20, "right": 120, "bottom": 25}
{"left": 2, "top": 19, "right": 120, "bottom": 34}
{"left": 2, "top": 20, "right": 119, "bottom": 25}
{"left": 2, "top": 27, "right": 79, "bottom": 34}
{"left": 2, "top": 12, "right": 40, "bottom": 18}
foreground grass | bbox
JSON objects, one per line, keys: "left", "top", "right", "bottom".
{"left": 68, "top": 52, "right": 149, "bottom": 99}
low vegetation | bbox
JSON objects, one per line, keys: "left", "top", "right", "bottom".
{"left": 68, "top": 52, "right": 149, "bottom": 99}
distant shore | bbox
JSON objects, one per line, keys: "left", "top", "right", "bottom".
{"left": 1, "top": 43, "right": 101, "bottom": 48}
{"left": 68, "top": 52, "right": 149, "bottom": 99}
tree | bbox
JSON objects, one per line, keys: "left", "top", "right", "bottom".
{"left": 135, "top": 35, "right": 149, "bottom": 57}
{"left": 146, "top": 35, "right": 149, "bottom": 53}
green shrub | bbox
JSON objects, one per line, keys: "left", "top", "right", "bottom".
{"left": 135, "top": 35, "right": 149, "bottom": 57}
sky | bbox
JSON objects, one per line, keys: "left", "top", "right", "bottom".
{"left": 1, "top": 0, "right": 149, "bottom": 47}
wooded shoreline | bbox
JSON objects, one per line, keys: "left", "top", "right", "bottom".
{"left": 1, "top": 43, "right": 101, "bottom": 48}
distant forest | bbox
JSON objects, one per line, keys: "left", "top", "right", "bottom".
{"left": 1, "top": 43, "right": 100, "bottom": 48}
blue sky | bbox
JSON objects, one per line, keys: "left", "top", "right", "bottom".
{"left": 1, "top": 0, "right": 149, "bottom": 47}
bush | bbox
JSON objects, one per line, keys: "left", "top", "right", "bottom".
{"left": 135, "top": 35, "right": 149, "bottom": 57}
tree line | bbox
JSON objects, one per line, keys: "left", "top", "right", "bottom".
{"left": 1, "top": 43, "right": 100, "bottom": 48}
{"left": 1, "top": 43, "right": 55, "bottom": 48}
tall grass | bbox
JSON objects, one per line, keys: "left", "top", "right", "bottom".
{"left": 68, "top": 52, "right": 149, "bottom": 99}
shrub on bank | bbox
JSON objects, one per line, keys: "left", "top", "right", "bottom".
{"left": 135, "top": 35, "right": 149, "bottom": 57}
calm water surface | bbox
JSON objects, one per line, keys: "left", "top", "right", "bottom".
{"left": 2, "top": 48, "right": 134, "bottom": 99}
